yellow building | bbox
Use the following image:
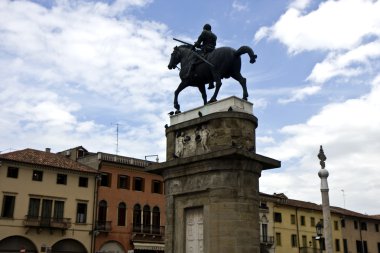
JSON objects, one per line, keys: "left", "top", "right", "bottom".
{"left": 0, "top": 148, "right": 99, "bottom": 253}
{"left": 259, "top": 193, "right": 380, "bottom": 253}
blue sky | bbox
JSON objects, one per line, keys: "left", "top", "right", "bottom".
{"left": 1, "top": 0, "right": 380, "bottom": 214}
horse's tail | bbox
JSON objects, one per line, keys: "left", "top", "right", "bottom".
{"left": 234, "top": 46, "right": 257, "bottom": 64}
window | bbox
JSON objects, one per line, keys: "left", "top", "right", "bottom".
{"left": 143, "top": 205, "right": 151, "bottom": 233}
{"left": 76, "top": 203, "right": 87, "bottom": 223}
{"left": 377, "top": 242, "right": 380, "bottom": 253}
{"left": 334, "top": 220, "right": 339, "bottom": 230}
{"left": 27, "top": 198, "right": 40, "bottom": 218}
{"left": 57, "top": 174, "right": 67, "bottom": 185}
{"left": 100, "top": 173, "right": 111, "bottom": 187}
{"left": 133, "top": 204, "right": 142, "bottom": 232}
{"left": 32, "top": 170, "right": 43, "bottom": 181}
{"left": 302, "top": 235, "right": 307, "bottom": 247}
{"left": 98, "top": 200, "right": 107, "bottom": 223}
{"left": 79, "top": 177, "right": 88, "bottom": 187}
{"left": 343, "top": 239, "right": 348, "bottom": 253}
{"left": 118, "top": 175, "right": 130, "bottom": 189}
{"left": 335, "top": 239, "right": 341, "bottom": 252}
{"left": 361, "top": 222, "right": 367, "bottom": 231}
{"left": 341, "top": 218, "right": 346, "bottom": 228}
{"left": 53, "top": 201, "right": 64, "bottom": 220}
{"left": 311, "top": 217, "right": 315, "bottom": 226}
{"left": 291, "top": 214, "right": 296, "bottom": 224}
{"left": 1, "top": 195, "right": 15, "bottom": 218}
{"left": 7, "top": 167, "right": 18, "bottom": 178}
{"left": 276, "top": 233, "right": 282, "bottom": 246}
{"left": 375, "top": 224, "right": 379, "bottom": 232}
{"left": 152, "top": 180, "right": 163, "bottom": 194}
{"left": 152, "top": 206, "right": 160, "bottom": 234}
{"left": 118, "top": 202, "right": 127, "bottom": 226}
{"left": 291, "top": 234, "right": 298, "bottom": 247}
{"left": 133, "top": 177, "right": 145, "bottom": 191}
{"left": 259, "top": 202, "right": 268, "bottom": 209}
{"left": 356, "top": 240, "right": 368, "bottom": 253}
{"left": 274, "top": 212, "right": 282, "bottom": 223}
{"left": 354, "top": 220, "right": 358, "bottom": 229}
{"left": 301, "top": 215, "right": 306, "bottom": 226}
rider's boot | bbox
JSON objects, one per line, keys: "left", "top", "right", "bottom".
{"left": 208, "top": 82, "right": 215, "bottom": 89}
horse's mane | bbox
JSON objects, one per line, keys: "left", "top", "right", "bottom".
{"left": 178, "top": 44, "right": 192, "bottom": 50}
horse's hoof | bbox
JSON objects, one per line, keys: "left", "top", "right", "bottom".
{"left": 243, "top": 97, "right": 248, "bottom": 101}
{"left": 175, "top": 110, "right": 181, "bottom": 114}
{"left": 208, "top": 98, "right": 217, "bottom": 104}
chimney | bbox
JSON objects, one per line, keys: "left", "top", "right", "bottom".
{"left": 45, "top": 148, "right": 51, "bottom": 153}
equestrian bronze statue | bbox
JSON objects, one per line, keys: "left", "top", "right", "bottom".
{"left": 168, "top": 40, "right": 257, "bottom": 112}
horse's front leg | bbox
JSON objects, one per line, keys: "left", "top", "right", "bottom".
{"left": 174, "top": 81, "right": 187, "bottom": 112}
{"left": 198, "top": 85, "right": 207, "bottom": 105}
{"left": 208, "top": 69, "right": 222, "bottom": 103}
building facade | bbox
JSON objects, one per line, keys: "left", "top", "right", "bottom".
{"left": 0, "top": 148, "right": 99, "bottom": 253}
{"left": 259, "top": 193, "right": 380, "bottom": 253}
{"left": 69, "top": 148, "right": 165, "bottom": 253}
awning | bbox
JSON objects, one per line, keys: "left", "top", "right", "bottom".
{"left": 133, "top": 242, "right": 165, "bottom": 251}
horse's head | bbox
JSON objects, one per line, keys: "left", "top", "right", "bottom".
{"left": 168, "top": 46, "right": 181, "bottom": 70}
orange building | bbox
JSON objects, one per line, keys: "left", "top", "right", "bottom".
{"left": 62, "top": 147, "right": 165, "bottom": 253}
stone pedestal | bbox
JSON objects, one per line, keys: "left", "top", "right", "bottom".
{"left": 148, "top": 97, "right": 280, "bottom": 253}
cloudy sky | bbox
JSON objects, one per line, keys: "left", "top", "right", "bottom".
{"left": 1, "top": 0, "right": 379, "bottom": 215}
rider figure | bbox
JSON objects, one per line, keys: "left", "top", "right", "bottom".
{"left": 187, "top": 24, "right": 218, "bottom": 89}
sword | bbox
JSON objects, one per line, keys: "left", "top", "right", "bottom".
{"left": 173, "top": 38, "right": 215, "bottom": 68}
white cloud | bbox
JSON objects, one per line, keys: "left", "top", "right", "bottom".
{"left": 0, "top": 0, "right": 175, "bottom": 159}
{"left": 232, "top": 0, "right": 248, "bottom": 12}
{"left": 308, "top": 41, "right": 380, "bottom": 83}
{"left": 256, "top": 0, "right": 380, "bottom": 53}
{"left": 261, "top": 75, "right": 380, "bottom": 214}
{"left": 254, "top": 0, "right": 380, "bottom": 102}
{"left": 278, "top": 85, "right": 321, "bottom": 104}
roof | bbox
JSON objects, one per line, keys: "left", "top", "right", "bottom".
{"left": 260, "top": 192, "right": 380, "bottom": 221}
{"left": 0, "top": 148, "right": 99, "bottom": 174}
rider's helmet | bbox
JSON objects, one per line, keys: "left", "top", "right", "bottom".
{"left": 203, "top": 24, "right": 211, "bottom": 31}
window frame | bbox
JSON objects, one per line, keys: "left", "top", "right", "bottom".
{"left": 152, "top": 180, "right": 163, "bottom": 194}
{"left": 78, "top": 177, "right": 88, "bottom": 187}
{"left": 274, "top": 212, "right": 282, "bottom": 223}
{"left": 76, "top": 202, "right": 87, "bottom": 224}
{"left": 56, "top": 173, "right": 67, "bottom": 185}
{"left": 1, "top": 195, "right": 16, "bottom": 218}
{"left": 118, "top": 175, "right": 130, "bottom": 189}
{"left": 32, "top": 170, "right": 43, "bottom": 181}
{"left": 133, "top": 177, "right": 145, "bottom": 192}
{"left": 7, "top": 167, "right": 19, "bottom": 178}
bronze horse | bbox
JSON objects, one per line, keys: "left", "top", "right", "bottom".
{"left": 167, "top": 45, "right": 257, "bottom": 111}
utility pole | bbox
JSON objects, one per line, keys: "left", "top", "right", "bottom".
{"left": 317, "top": 145, "right": 333, "bottom": 253}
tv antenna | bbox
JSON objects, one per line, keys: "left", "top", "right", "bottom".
{"left": 111, "top": 123, "right": 122, "bottom": 154}
{"left": 341, "top": 189, "right": 346, "bottom": 209}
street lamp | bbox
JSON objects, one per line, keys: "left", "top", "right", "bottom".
{"left": 316, "top": 221, "right": 323, "bottom": 253}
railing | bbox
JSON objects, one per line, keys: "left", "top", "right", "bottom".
{"left": 95, "top": 220, "right": 112, "bottom": 232}
{"left": 24, "top": 216, "right": 71, "bottom": 229}
{"left": 98, "top": 153, "right": 151, "bottom": 167}
{"left": 132, "top": 224, "right": 165, "bottom": 236}
{"left": 260, "top": 235, "right": 274, "bottom": 244}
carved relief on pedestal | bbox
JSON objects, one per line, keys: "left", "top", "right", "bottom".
{"left": 174, "top": 124, "right": 212, "bottom": 158}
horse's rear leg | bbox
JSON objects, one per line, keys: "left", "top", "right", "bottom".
{"left": 232, "top": 72, "right": 248, "bottom": 100}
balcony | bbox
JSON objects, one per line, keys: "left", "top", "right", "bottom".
{"left": 131, "top": 224, "right": 165, "bottom": 243}
{"left": 24, "top": 216, "right": 71, "bottom": 231}
{"left": 95, "top": 220, "right": 112, "bottom": 232}
{"left": 260, "top": 235, "right": 274, "bottom": 245}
